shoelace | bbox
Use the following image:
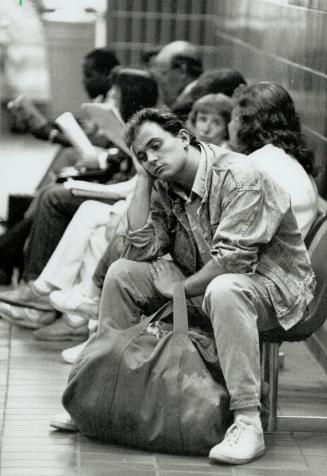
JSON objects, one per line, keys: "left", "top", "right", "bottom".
{"left": 224, "top": 422, "right": 245, "bottom": 446}
{"left": 75, "top": 282, "right": 93, "bottom": 299}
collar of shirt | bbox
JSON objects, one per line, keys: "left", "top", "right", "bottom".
{"left": 189, "top": 142, "right": 208, "bottom": 200}
{"left": 162, "top": 141, "right": 210, "bottom": 204}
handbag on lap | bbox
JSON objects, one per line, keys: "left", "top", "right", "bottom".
{"left": 62, "top": 283, "right": 232, "bottom": 455}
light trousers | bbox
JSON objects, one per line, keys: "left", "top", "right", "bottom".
{"left": 99, "top": 258, "right": 280, "bottom": 411}
{"left": 35, "top": 200, "right": 125, "bottom": 290}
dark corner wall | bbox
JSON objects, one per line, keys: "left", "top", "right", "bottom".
{"left": 211, "top": 0, "right": 327, "bottom": 197}
{"left": 106, "top": 0, "right": 327, "bottom": 197}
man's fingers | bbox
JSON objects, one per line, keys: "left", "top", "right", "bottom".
{"left": 153, "top": 259, "right": 171, "bottom": 272}
{"left": 150, "top": 265, "right": 159, "bottom": 278}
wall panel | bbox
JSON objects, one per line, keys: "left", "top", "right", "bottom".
{"left": 211, "top": 0, "right": 327, "bottom": 197}
{"left": 106, "top": 0, "right": 327, "bottom": 196}
{"left": 106, "top": 0, "right": 216, "bottom": 69}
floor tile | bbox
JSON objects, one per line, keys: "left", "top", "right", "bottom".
{"left": 159, "top": 471, "right": 231, "bottom": 476}
{"left": 302, "top": 455, "right": 327, "bottom": 472}
{"left": 292, "top": 432, "right": 327, "bottom": 455}
{"left": 233, "top": 470, "right": 312, "bottom": 476}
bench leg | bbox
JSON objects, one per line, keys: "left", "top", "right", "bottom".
{"left": 261, "top": 342, "right": 279, "bottom": 432}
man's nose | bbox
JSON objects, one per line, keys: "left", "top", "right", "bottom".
{"left": 147, "top": 150, "right": 158, "bottom": 164}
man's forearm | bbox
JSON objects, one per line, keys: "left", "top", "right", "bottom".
{"left": 127, "top": 175, "right": 154, "bottom": 230}
{"left": 183, "top": 258, "right": 225, "bottom": 297}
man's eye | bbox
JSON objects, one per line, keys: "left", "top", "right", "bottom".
{"left": 137, "top": 151, "right": 147, "bottom": 162}
{"left": 151, "top": 142, "right": 161, "bottom": 151}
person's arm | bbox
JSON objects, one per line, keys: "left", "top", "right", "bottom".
{"left": 115, "top": 158, "right": 172, "bottom": 261}
{"left": 126, "top": 155, "right": 155, "bottom": 230}
{"left": 151, "top": 177, "right": 287, "bottom": 300}
{"left": 150, "top": 258, "right": 224, "bottom": 299}
{"left": 183, "top": 259, "right": 224, "bottom": 297}
{"left": 30, "top": 122, "right": 72, "bottom": 146}
{"left": 127, "top": 174, "right": 154, "bottom": 230}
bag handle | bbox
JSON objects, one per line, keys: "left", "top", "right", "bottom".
{"left": 140, "top": 282, "right": 188, "bottom": 334}
{"left": 173, "top": 282, "right": 189, "bottom": 333}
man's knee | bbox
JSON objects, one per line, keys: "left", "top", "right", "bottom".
{"left": 76, "top": 200, "right": 103, "bottom": 218}
{"left": 106, "top": 258, "right": 130, "bottom": 279}
{"left": 205, "top": 274, "right": 243, "bottom": 304}
{"left": 104, "top": 258, "right": 146, "bottom": 288}
{"left": 203, "top": 273, "right": 253, "bottom": 321}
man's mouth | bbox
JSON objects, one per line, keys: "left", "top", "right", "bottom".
{"left": 154, "top": 164, "right": 165, "bottom": 174}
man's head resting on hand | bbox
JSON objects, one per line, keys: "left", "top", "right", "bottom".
{"left": 125, "top": 108, "right": 200, "bottom": 183}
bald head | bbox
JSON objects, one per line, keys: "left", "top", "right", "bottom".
{"left": 155, "top": 41, "right": 201, "bottom": 66}
{"left": 150, "top": 41, "right": 203, "bottom": 107}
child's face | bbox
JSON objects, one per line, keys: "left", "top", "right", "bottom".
{"left": 194, "top": 111, "right": 226, "bottom": 146}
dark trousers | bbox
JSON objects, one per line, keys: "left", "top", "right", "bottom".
{"left": 0, "top": 217, "right": 33, "bottom": 277}
{"left": 23, "top": 184, "right": 114, "bottom": 281}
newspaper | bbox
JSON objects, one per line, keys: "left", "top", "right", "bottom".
{"left": 55, "top": 112, "right": 97, "bottom": 159}
{"left": 81, "top": 102, "right": 131, "bottom": 157}
{"left": 64, "top": 176, "right": 136, "bottom": 200}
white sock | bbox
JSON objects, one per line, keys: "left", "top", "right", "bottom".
{"left": 89, "top": 280, "right": 101, "bottom": 297}
{"left": 234, "top": 408, "right": 262, "bottom": 430}
{"left": 65, "top": 313, "right": 88, "bottom": 326}
{"left": 33, "top": 278, "right": 55, "bottom": 294}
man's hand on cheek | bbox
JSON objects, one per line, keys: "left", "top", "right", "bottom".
{"left": 131, "top": 151, "right": 156, "bottom": 179}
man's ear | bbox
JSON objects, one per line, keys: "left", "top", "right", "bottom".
{"left": 178, "top": 128, "right": 190, "bottom": 148}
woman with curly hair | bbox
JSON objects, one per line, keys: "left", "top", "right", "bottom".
{"left": 229, "top": 81, "right": 318, "bottom": 238}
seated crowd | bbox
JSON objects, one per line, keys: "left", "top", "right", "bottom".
{"left": 0, "top": 40, "right": 319, "bottom": 465}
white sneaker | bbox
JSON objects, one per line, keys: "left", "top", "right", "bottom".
{"left": 209, "top": 416, "right": 265, "bottom": 465}
{"left": 49, "top": 411, "right": 78, "bottom": 432}
{"left": 0, "top": 301, "right": 56, "bottom": 329}
{"left": 88, "top": 318, "right": 98, "bottom": 332}
{"left": 61, "top": 338, "right": 90, "bottom": 364}
{"left": 49, "top": 282, "right": 100, "bottom": 319}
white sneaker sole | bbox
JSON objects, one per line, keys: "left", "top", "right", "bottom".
{"left": 61, "top": 341, "right": 88, "bottom": 364}
{"left": 49, "top": 294, "right": 97, "bottom": 319}
{"left": 49, "top": 418, "right": 79, "bottom": 432}
{"left": 0, "top": 307, "right": 55, "bottom": 329}
{"left": 209, "top": 446, "right": 265, "bottom": 465}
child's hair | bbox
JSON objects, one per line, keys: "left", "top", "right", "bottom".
{"left": 188, "top": 93, "right": 234, "bottom": 138}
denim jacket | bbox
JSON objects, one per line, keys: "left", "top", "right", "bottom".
{"left": 117, "top": 142, "right": 315, "bottom": 330}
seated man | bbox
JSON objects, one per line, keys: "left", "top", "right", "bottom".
{"left": 148, "top": 40, "right": 203, "bottom": 109}
{"left": 97, "top": 109, "right": 315, "bottom": 464}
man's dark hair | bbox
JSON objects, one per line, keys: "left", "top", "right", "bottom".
{"left": 110, "top": 67, "right": 159, "bottom": 122}
{"left": 85, "top": 48, "right": 120, "bottom": 75}
{"left": 172, "top": 68, "right": 246, "bottom": 121}
{"left": 124, "top": 108, "right": 198, "bottom": 148}
{"left": 170, "top": 55, "right": 203, "bottom": 80}
{"left": 191, "top": 68, "right": 246, "bottom": 101}
{"left": 141, "top": 46, "right": 162, "bottom": 66}
{"left": 83, "top": 48, "right": 121, "bottom": 98}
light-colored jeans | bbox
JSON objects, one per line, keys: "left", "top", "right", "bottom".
{"left": 99, "top": 258, "right": 280, "bottom": 411}
{"left": 35, "top": 200, "right": 124, "bottom": 290}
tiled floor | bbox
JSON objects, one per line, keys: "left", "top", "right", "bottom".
{"left": 1, "top": 319, "right": 327, "bottom": 476}
{"left": 1, "top": 131, "right": 327, "bottom": 475}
